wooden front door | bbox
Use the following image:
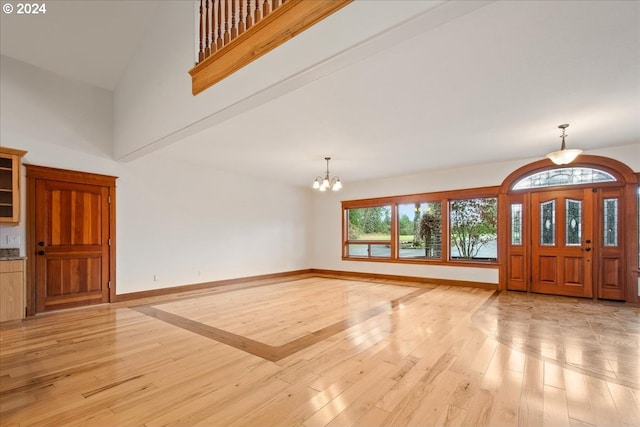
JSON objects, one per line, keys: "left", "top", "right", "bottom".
{"left": 530, "top": 189, "right": 594, "bottom": 297}
{"left": 27, "top": 166, "right": 116, "bottom": 314}
{"left": 502, "top": 156, "right": 637, "bottom": 303}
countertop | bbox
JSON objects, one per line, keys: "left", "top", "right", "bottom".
{"left": 0, "top": 248, "right": 24, "bottom": 260}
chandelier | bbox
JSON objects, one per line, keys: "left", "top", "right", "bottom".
{"left": 546, "top": 124, "right": 582, "bottom": 165}
{"left": 312, "top": 157, "right": 342, "bottom": 192}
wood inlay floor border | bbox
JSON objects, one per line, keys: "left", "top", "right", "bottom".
{"left": 131, "top": 287, "right": 432, "bottom": 362}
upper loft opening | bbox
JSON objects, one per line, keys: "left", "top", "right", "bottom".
{"left": 189, "top": 0, "right": 353, "bottom": 95}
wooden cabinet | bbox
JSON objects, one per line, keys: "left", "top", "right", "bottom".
{"left": 0, "top": 147, "right": 27, "bottom": 225}
{"left": 0, "top": 259, "right": 25, "bottom": 322}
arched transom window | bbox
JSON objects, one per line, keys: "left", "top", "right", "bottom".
{"left": 512, "top": 167, "right": 616, "bottom": 190}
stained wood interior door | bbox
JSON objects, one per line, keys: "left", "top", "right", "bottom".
{"left": 28, "top": 166, "right": 116, "bottom": 314}
{"left": 531, "top": 189, "right": 593, "bottom": 298}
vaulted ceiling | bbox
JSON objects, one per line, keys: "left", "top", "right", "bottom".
{"left": 2, "top": 1, "right": 638, "bottom": 186}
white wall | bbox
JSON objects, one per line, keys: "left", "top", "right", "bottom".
{"left": 309, "top": 144, "right": 640, "bottom": 291}
{"left": 0, "top": 57, "right": 311, "bottom": 295}
{"left": 1, "top": 56, "right": 113, "bottom": 158}
{"left": 112, "top": 1, "right": 454, "bottom": 160}
{"left": 116, "top": 152, "right": 310, "bottom": 293}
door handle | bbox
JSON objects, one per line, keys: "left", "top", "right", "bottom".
{"left": 583, "top": 247, "right": 591, "bottom": 252}
{"left": 37, "top": 250, "right": 45, "bottom": 256}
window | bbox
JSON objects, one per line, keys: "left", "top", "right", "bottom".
{"left": 345, "top": 206, "right": 392, "bottom": 258}
{"left": 449, "top": 198, "right": 497, "bottom": 261}
{"left": 510, "top": 204, "right": 523, "bottom": 245}
{"left": 540, "top": 200, "right": 556, "bottom": 246}
{"left": 342, "top": 187, "right": 498, "bottom": 266}
{"left": 398, "top": 202, "right": 442, "bottom": 259}
{"left": 513, "top": 167, "right": 616, "bottom": 190}
{"left": 565, "top": 199, "right": 582, "bottom": 246}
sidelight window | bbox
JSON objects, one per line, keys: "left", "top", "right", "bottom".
{"left": 603, "top": 198, "right": 619, "bottom": 247}
{"left": 511, "top": 204, "right": 522, "bottom": 245}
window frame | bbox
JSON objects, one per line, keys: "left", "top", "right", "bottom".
{"left": 343, "top": 204, "right": 393, "bottom": 259}
{"left": 342, "top": 186, "right": 499, "bottom": 268}
{"left": 448, "top": 195, "right": 498, "bottom": 262}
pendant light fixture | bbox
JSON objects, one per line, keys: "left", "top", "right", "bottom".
{"left": 546, "top": 124, "right": 582, "bottom": 165}
{"left": 312, "top": 157, "right": 342, "bottom": 192}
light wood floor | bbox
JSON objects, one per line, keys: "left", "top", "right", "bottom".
{"left": 1, "top": 275, "right": 638, "bottom": 426}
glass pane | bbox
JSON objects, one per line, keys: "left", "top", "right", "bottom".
{"left": 398, "top": 202, "right": 442, "bottom": 259}
{"left": 347, "top": 206, "right": 391, "bottom": 241}
{"left": 603, "top": 198, "right": 618, "bottom": 247}
{"left": 540, "top": 200, "right": 556, "bottom": 246}
{"left": 449, "top": 198, "right": 497, "bottom": 260}
{"left": 511, "top": 204, "right": 522, "bottom": 245}
{"left": 565, "top": 199, "right": 582, "bottom": 246}
{"left": 513, "top": 167, "right": 616, "bottom": 190}
{"left": 347, "top": 243, "right": 391, "bottom": 258}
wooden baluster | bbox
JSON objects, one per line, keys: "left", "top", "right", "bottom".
{"left": 210, "top": 0, "right": 218, "bottom": 53}
{"left": 238, "top": 0, "right": 246, "bottom": 34}
{"left": 224, "top": 0, "right": 231, "bottom": 44}
{"left": 230, "top": 0, "right": 238, "bottom": 40}
{"left": 254, "top": 0, "right": 262, "bottom": 25}
{"left": 262, "top": 0, "right": 271, "bottom": 18}
{"left": 245, "top": 0, "right": 254, "bottom": 30}
{"left": 198, "top": 0, "right": 205, "bottom": 62}
{"left": 272, "top": 0, "right": 281, "bottom": 10}
{"left": 204, "top": 0, "right": 211, "bottom": 57}
{"left": 220, "top": 0, "right": 227, "bottom": 46}
{"left": 216, "top": 0, "right": 224, "bottom": 48}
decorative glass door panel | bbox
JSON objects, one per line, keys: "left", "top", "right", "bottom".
{"left": 531, "top": 189, "right": 593, "bottom": 297}
{"left": 598, "top": 190, "right": 625, "bottom": 300}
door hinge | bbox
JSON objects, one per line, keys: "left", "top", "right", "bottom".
{"left": 108, "top": 195, "right": 111, "bottom": 203}
{"left": 108, "top": 281, "right": 112, "bottom": 289}
{"left": 108, "top": 238, "right": 111, "bottom": 246}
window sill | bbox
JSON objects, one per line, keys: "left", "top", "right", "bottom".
{"left": 342, "top": 257, "right": 499, "bottom": 269}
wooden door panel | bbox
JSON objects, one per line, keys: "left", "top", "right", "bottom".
{"left": 35, "top": 178, "right": 111, "bottom": 313}
{"left": 531, "top": 189, "right": 592, "bottom": 298}
{"left": 509, "top": 254, "right": 525, "bottom": 282}
{"left": 601, "top": 258, "right": 621, "bottom": 287}
{"left": 506, "top": 194, "right": 528, "bottom": 291}
{"left": 46, "top": 257, "right": 102, "bottom": 296}
{"left": 563, "top": 257, "right": 583, "bottom": 285}
{"left": 48, "top": 188, "right": 102, "bottom": 246}
{"left": 537, "top": 256, "right": 558, "bottom": 283}
{"left": 597, "top": 189, "right": 626, "bottom": 300}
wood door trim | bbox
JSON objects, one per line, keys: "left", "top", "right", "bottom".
{"left": 498, "top": 155, "right": 638, "bottom": 303}
{"left": 25, "top": 165, "right": 117, "bottom": 316}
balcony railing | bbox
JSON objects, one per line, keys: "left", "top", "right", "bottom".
{"left": 189, "top": 0, "right": 352, "bottom": 95}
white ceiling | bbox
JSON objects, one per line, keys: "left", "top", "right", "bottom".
{"left": 1, "top": 1, "right": 639, "bottom": 187}
{"left": 0, "top": 1, "right": 160, "bottom": 90}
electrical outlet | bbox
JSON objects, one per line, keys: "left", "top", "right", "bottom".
{"left": 6, "top": 235, "right": 20, "bottom": 245}
{"left": 153, "top": 274, "right": 158, "bottom": 281}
